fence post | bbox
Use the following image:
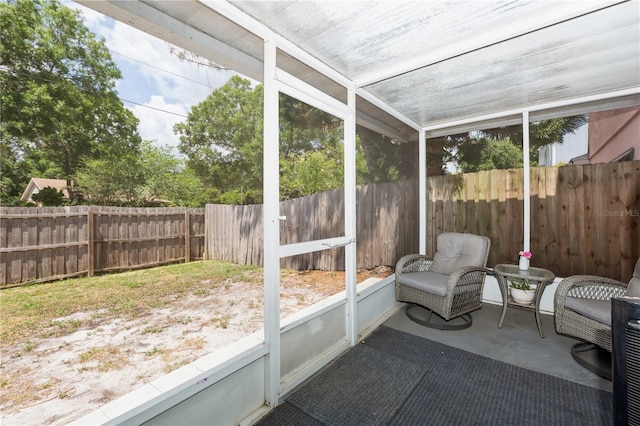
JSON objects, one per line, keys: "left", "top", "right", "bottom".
{"left": 185, "top": 209, "right": 191, "bottom": 262}
{"left": 87, "top": 207, "right": 94, "bottom": 277}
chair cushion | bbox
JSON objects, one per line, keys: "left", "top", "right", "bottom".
{"left": 625, "top": 258, "right": 640, "bottom": 297}
{"left": 430, "top": 233, "right": 488, "bottom": 275}
{"left": 565, "top": 297, "right": 611, "bottom": 326}
{"left": 397, "top": 271, "right": 450, "bottom": 297}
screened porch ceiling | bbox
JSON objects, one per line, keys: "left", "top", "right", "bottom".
{"left": 79, "top": 0, "right": 640, "bottom": 141}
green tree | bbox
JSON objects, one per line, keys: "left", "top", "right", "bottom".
{"left": 355, "top": 126, "right": 415, "bottom": 183}
{"left": 175, "top": 76, "right": 416, "bottom": 204}
{"left": 426, "top": 116, "right": 587, "bottom": 175}
{"left": 74, "top": 152, "right": 145, "bottom": 206}
{"left": 481, "top": 116, "right": 588, "bottom": 151}
{"left": 0, "top": 140, "right": 29, "bottom": 205}
{"left": 141, "top": 143, "right": 205, "bottom": 207}
{"left": 30, "top": 186, "right": 67, "bottom": 206}
{"left": 175, "top": 75, "right": 264, "bottom": 204}
{"left": 176, "top": 76, "right": 350, "bottom": 204}
{"left": 280, "top": 151, "right": 343, "bottom": 200}
{"left": 74, "top": 141, "right": 204, "bottom": 206}
{"left": 457, "top": 137, "right": 524, "bottom": 172}
{"left": 0, "top": 0, "right": 141, "bottom": 203}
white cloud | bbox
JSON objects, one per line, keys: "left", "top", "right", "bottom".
{"left": 128, "top": 96, "right": 186, "bottom": 149}
{"left": 68, "top": 1, "right": 237, "bottom": 149}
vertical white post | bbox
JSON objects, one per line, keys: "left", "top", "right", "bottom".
{"left": 419, "top": 130, "right": 427, "bottom": 255}
{"left": 345, "top": 87, "right": 357, "bottom": 345}
{"left": 263, "top": 38, "right": 281, "bottom": 407}
{"left": 522, "top": 111, "right": 531, "bottom": 253}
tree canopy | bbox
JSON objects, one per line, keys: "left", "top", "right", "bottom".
{"left": 0, "top": 0, "right": 589, "bottom": 207}
{"left": 174, "top": 76, "right": 417, "bottom": 204}
{"left": 0, "top": 0, "right": 141, "bottom": 204}
{"left": 426, "top": 115, "right": 588, "bottom": 175}
{"left": 74, "top": 141, "right": 204, "bottom": 207}
{"left": 31, "top": 186, "right": 67, "bottom": 206}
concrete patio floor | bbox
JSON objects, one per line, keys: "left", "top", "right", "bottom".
{"left": 382, "top": 301, "right": 612, "bottom": 392}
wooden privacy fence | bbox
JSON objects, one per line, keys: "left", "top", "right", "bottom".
{"left": 3, "top": 161, "right": 637, "bottom": 286}
{"left": 427, "top": 161, "right": 639, "bottom": 282}
{"left": 205, "top": 179, "right": 419, "bottom": 271}
{"left": 206, "top": 161, "right": 638, "bottom": 282}
{"left": 0, "top": 206, "right": 205, "bottom": 287}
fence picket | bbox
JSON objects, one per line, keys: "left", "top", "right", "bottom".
{"left": 0, "top": 206, "right": 205, "bottom": 287}
{"left": 201, "top": 162, "right": 638, "bottom": 281}
{"left": 2, "top": 162, "right": 638, "bottom": 286}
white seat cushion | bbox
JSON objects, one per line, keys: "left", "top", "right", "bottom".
{"left": 397, "top": 271, "right": 450, "bottom": 297}
{"left": 565, "top": 297, "right": 611, "bottom": 326}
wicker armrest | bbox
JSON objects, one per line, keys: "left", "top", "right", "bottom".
{"left": 395, "top": 254, "right": 434, "bottom": 273}
{"left": 448, "top": 266, "right": 491, "bottom": 290}
{"left": 554, "top": 275, "right": 627, "bottom": 315}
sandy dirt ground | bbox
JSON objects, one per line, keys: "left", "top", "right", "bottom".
{"left": 0, "top": 268, "right": 391, "bottom": 426}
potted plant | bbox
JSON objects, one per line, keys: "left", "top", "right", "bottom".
{"left": 509, "top": 278, "right": 536, "bottom": 304}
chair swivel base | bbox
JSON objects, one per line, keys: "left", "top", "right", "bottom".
{"left": 405, "top": 304, "right": 473, "bottom": 330}
{"left": 570, "top": 342, "right": 611, "bottom": 381}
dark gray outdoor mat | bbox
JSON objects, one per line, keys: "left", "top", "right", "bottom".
{"left": 257, "top": 402, "right": 325, "bottom": 426}
{"left": 365, "top": 326, "right": 613, "bottom": 426}
{"left": 287, "top": 343, "right": 426, "bottom": 426}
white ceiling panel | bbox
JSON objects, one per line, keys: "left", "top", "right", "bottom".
{"left": 78, "top": 0, "right": 640, "bottom": 140}
{"left": 365, "top": 2, "right": 640, "bottom": 128}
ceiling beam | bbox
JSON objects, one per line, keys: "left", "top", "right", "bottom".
{"left": 76, "top": 0, "right": 264, "bottom": 81}
{"left": 423, "top": 88, "right": 640, "bottom": 138}
{"left": 355, "top": 111, "right": 414, "bottom": 142}
{"left": 199, "top": 0, "right": 353, "bottom": 89}
{"left": 356, "top": 88, "right": 422, "bottom": 132}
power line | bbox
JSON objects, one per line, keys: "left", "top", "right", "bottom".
{"left": 110, "top": 49, "right": 213, "bottom": 89}
{"left": 2, "top": 68, "right": 191, "bottom": 119}
{"left": 121, "top": 98, "right": 188, "bottom": 118}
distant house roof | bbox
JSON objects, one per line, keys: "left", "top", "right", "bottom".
{"left": 567, "top": 153, "right": 590, "bottom": 165}
{"left": 21, "top": 178, "right": 69, "bottom": 203}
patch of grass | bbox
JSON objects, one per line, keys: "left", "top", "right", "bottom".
{"left": 58, "top": 389, "right": 72, "bottom": 399}
{"left": 213, "top": 315, "right": 230, "bottom": 329}
{"left": 123, "top": 281, "right": 145, "bottom": 289}
{"left": 78, "top": 346, "right": 129, "bottom": 372}
{"left": 22, "top": 341, "right": 34, "bottom": 353}
{"left": 48, "top": 319, "right": 84, "bottom": 337}
{"left": 78, "top": 347, "right": 106, "bottom": 363}
{"left": 145, "top": 346, "right": 165, "bottom": 357}
{"left": 177, "top": 316, "right": 192, "bottom": 325}
{"left": 0, "top": 261, "right": 260, "bottom": 346}
{"left": 40, "top": 379, "right": 54, "bottom": 390}
{"left": 142, "top": 326, "right": 163, "bottom": 334}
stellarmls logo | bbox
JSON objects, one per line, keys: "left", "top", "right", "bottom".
{"left": 604, "top": 209, "right": 640, "bottom": 217}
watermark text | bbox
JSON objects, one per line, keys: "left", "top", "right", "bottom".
{"left": 604, "top": 209, "right": 639, "bottom": 217}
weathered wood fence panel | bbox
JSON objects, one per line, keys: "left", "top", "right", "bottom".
{"left": 204, "top": 204, "right": 263, "bottom": 267}
{"left": 3, "top": 162, "right": 637, "bottom": 286}
{"left": 205, "top": 180, "right": 419, "bottom": 270}
{"left": 427, "top": 161, "right": 639, "bottom": 282}
{"left": 205, "top": 161, "right": 637, "bottom": 282}
{"left": 0, "top": 206, "right": 205, "bottom": 287}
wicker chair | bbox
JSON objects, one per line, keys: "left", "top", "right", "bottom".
{"left": 554, "top": 258, "right": 640, "bottom": 379}
{"left": 395, "top": 232, "right": 491, "bottom": 330}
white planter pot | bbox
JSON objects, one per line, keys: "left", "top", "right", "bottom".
{"left": 510, "top": 288, "right": 536, "bottom": 304}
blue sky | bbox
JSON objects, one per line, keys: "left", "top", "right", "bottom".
{"left": 66, "top": 1, "right": 238, "bottom": 151}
